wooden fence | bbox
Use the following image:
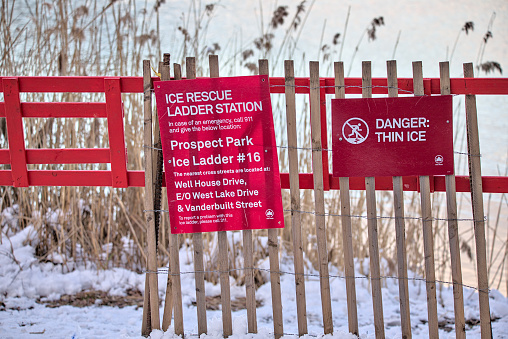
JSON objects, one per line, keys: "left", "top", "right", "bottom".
{"left": 142, "top": 57, "right": 505, "bottom": 339}
{"left": 1, "top": 57, "right": 508, "bottom": 338}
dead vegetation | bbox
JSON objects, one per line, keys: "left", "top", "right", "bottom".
{"left": 37, "top": 289, "right": 145, "bottom": 309}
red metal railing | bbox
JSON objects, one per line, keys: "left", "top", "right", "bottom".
{"left": 1, "top": 76, "right": 507, "bottom": 192}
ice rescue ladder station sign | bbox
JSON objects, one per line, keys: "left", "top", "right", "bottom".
{"left": 332, "top": 96, "right": 454, "bottom": 177}
{"left": 154, "top": 75, "right": 284, "bottom": 234}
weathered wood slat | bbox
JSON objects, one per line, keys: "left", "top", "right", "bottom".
{"left": 242, "top": 229, "right": 257, "bottom": 333}
{"left": 387, "top": 60, "right": 412, "bottom": 339}
{"left": 141, "top": 59, "right": 160, "bottom": 334}
{"left": 413, "top": 61, "right": 439, "bottom": 338}
{"left": 334, "top": 61, "right": 359, "bottom": 336}
{"left": 209, "top": 55, "right": 233, "bottom": 338}
{"left": 440, "top": 61, "right": 466, "bottom": 339}
{"left": 170, "top": 63, "right": 184, "bottom": 337}
{"left": 184, "top": 56, "right": 208, "bottom": 336}
{"left": 363, "top": 61, "right": 385, "bottom": 339}
{"left": 309, "top": 61, "right": 333, "bottom": 335}
{"left": 463, "top": 62, "right": 492, "bottom": 339}
{"left": 260, "top": 59, "right": 284, "bottom": 339}
{"left": 160, "top": 58, "right": 174, "bottom": 333}
{"left": 285, "top": 59, "right": 308, "bottom": 336}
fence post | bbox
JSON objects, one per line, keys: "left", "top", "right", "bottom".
{"left": 170, "top": 63, "right": 185, "bottom": 337}
{"left": 362, "top": 61, "right": 385, "bottom": 339}
{"left": 413, "top": 61, "right": 439, "bottom": 338}
{"left": 440, "top": 61, "right": 466, "bottom": 339}
{"left": 463, "top": 62, "right": 492, "bottom": 339}
{"left": 334, "top": 61, "right": 359, "bottom": 336}
{"left": 141, "top": 63, "right": 151, "bottom": 337}
{"left": 141, "top": 60, "right": 161, "bottom": 334}
{"left": 387, "top": 60, "right": 412, "bottom": 339}
{"left": 160, "top": 57, "right": 174, "bottom": 333}
{"left": 310, "top": 61, "right": 333, "bottom": 335}
{"left": 284, "top": 59, "right": 308, "bottom": 336}
{"left": 154, "top": 59, "right": 168, "bottom": 266}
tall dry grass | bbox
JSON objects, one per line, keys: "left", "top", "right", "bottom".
{"left": 0, "top": 0, "right": 161, "bottom": 271}
{"left": 0, "top": 0, "right": 506, "bottom": 296}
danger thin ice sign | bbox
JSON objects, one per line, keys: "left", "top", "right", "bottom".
{"left": 332, "top": 95, "right": 454, "bottom": 177}
{"left": 154, "top": 75, "right": 284, "bottom": 234}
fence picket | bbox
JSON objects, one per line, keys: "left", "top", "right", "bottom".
{"left": 463, "top": 62, "right": 492, "bottom": 339}
{"left": 141, "top": 62, "right": 153, "bottom": 336}
{"left": 310, "top": 61, "right": 333, "bottom": 335}
{"left": 183, "top": 56, "right": 209, "bottom": 336}
{"left": 171, "top": 233, "right": 184, "bottom": 336}
{"left": 241, "top": 58, "right": 257, "bottom": 333}
{"left": 160, "top": 60, "right": 174, "bottom": 333}
{"left": 242, "top": 229, "right": 257, "bottom": 333}
{"left": 242, "top": 57, "right": 257, "bottom": 335}
{"left": 260, "top": 59, "right": 284, "bottom": 339}
{"left": 141, "top": 60, "right": 160, "bottom": 333}
{"left": 439, "top": 61, "right": 466, "bottom": 339}
{"left": 208, "top": 55, "right": 233, "bottom": 338}
{"left": 168, "top": 63, "right": 185, "bottom": 337}
{"left": 334, "top": 61, "right": 359, "bottom": 336}
{"left": 161, "top": 257, "right": 173, "bottom": 332}
{"left": 387, "top": 60, "right": 412, "bottom": 339}
{"left": 362, "top": 61, "right": 385, "bottom": 339}
{"left": 284, "top": 59, "right": 308, "bottom": 336}
{"left": 412, "top": 61, "right": 439, "bottom": 338}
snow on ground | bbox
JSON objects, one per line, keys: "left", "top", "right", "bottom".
{"left": 1, "top": 224, "right": 508, "bottom": 338}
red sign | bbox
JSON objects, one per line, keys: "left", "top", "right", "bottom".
{"left": 154, "top": 75, "right": 284, "bottom": 234}
{"left": 332, "top": 96, "right": 454, "bottom": 177}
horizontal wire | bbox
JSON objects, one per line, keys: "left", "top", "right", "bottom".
{"left": 284, "top": 209, "right": 487, "bottom": 223}
{"left": 185, "top": 332, "right": 323, "bottom": 338}
{"left": 270, "top": 83, "right": 418, "bottom": 95}
{"left": 275, "top": 145, "right": 480, "bottom": 157}
{"left": 149, "top": 84, "right": 463, "bottom": 97}
{"left": 453, "top": 151, "right": 481, "bottom": 157}
{"left": 144, "top": 266, "right": 490, "bottom": 293}
{"left": 144, "top": 144, "right": 481, "bottom": 158}
{"left": 143, "top": 145, "right": 163, "bottom": 151}
{"left": 142, "top": 208, "right": 486, "bottom": 223}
